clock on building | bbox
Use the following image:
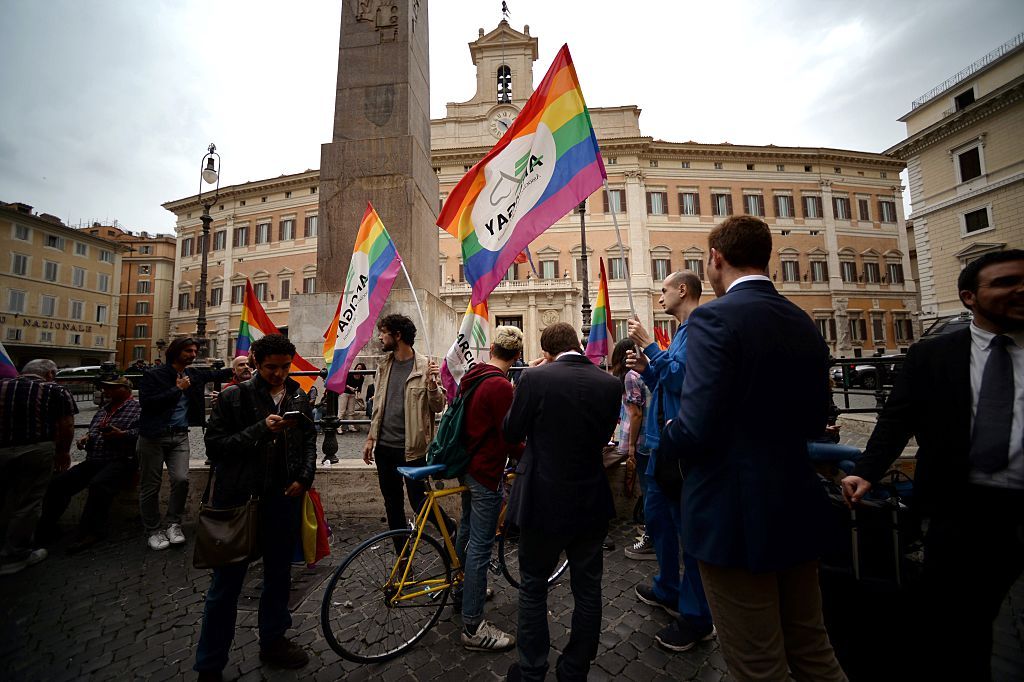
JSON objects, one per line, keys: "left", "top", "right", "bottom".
{"left": 488, "top": 108, "right": 518, "bottom": 138}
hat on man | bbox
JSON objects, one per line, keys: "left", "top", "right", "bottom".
{"left": 99, "top": 376, "right": 133, "bottom": 389}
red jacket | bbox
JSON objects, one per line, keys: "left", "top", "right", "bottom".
{"left": 460, "top": 363, "right": 523, "bottom": 491}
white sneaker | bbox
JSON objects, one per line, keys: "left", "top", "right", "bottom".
{"left": 148, "top": 531, "right": 170, "bottom": 551}
{"left": 461, "top": 619, "right": 516, "bottom": 652}
{"left": 166, "top": 524, "right": 186, "bottom": 545}
{"left": 0, "top": 548, "right": 48, "bottom": 576}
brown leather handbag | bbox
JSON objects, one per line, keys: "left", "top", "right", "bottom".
{"left": 192, "top": 469, "right": 261, "bottom": 570}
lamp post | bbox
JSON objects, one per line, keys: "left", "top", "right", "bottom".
{"left": 196, "top": 143, "right": 221, "bottom": 361}
{"left": 577, "top": 201, "right": 592, "bottom": 343}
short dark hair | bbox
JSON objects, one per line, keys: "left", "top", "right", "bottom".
{"left": 378, "top": 313, "right": 417, "bottom": 347}
{"left": 609, "top": 338, "right": 635, "bottom": 381}
{"left": 708, "top": 215, "right": 772, "bottom": 270}
{"left": 540, "top": 322, "right": 581, "bottom": 356}
{"left": 165, "top": 337, "right": 198, "bottom": 364}
{"left": 667, "top": 270, "right": 703, "bottom": 301}
{"left": 251, "top": 334, "right": 296, "bottom": 363}
{"left": 957, "top": 249, "right": 1024, "bottom": 299}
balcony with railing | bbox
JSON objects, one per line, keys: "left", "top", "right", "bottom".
{"left": 911, "top": 32, "right": 1023, "bottom": 110}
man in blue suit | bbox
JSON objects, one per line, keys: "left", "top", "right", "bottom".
{"left": 661, "top": 215, "right": 846, "bottom": 681}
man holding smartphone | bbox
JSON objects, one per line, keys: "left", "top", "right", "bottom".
{"left": 195, "top": 333, "right": 317, "bottom": 679}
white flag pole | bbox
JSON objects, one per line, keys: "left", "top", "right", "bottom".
{"left": 603, "top": 178, "right": 637, "bottom": 318}
{"left": 398, "top": 257, "right": 433, "bottom": 359}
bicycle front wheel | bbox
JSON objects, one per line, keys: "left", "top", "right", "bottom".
{"left": 498, "top": 524, "right": 569, "bottom": 589}
{"left": 321, "top": 529, "right": 452, "bottom": 663}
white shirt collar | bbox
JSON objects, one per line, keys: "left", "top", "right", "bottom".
{"left": 726, "top": 274, "right": 772, "bottom": 293}
{"left": 556, "top": 350, "right": 583, "bottom": 360}
{"left": 970, "top": 323, "right": 1024, "bottom": 350}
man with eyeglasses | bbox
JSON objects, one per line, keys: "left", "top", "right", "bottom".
{"left": 843, "top": 249, "right": 1024, "bottom": 680}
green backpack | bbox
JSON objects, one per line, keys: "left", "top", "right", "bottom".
{"left": 427, "top": 374, "right": 494, "bottom": 478}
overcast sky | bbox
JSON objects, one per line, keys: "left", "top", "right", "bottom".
{"left": 1, "top": 0, "right": 1021, "bottom": 233}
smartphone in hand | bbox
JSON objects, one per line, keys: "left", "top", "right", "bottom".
{"left": 281, "top": 411, "right": 303, "bottom": 421}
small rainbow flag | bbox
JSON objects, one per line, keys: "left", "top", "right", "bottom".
{"left": 438, "top": 44, "right": 605, "bottom": 305}
{"left": 235, "top": 279, "right": 318, "bottom": 392}
{"left": 324, "top": 203, "right": 403, "bottom": 394}
{"left": 440, "top": 300, "right": 490, "bottom": 403}
{"left": 585, "top": 258, "right": 614, "bottom": 365}
{"left": 0, "top": 340, "right": 17, "bottom": 379}
{"left": 654, "top": 326, "right": 671, "bottom": 351}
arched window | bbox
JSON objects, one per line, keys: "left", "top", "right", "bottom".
{"left": 497, "top": 65, "right": 511, "bottom": 103}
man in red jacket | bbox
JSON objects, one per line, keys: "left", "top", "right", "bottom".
{"left": 454, "top": 325, "right": 525, "bottom": 652}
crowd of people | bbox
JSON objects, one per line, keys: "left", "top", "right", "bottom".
{"left": 0, "top": 215, "right": 1021, "bottom": 681}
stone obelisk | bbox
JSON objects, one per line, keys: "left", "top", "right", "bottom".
{"left": 289, "top": 0, "right": 454, "bottom": 364}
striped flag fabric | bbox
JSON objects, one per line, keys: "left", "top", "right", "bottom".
{"left": 440, "top": 301, "right": 490, "bottom": 403}
{"left": 0, "top": 340, "right": 17, "bottom": 379}
{"left": 323, "top": 203, "right": 403, "bottom": 394}
{"left": 654, "top": 325, "right": 671, "bottom": 351}
{"left": 585, "top": 258, "right": 614, "bottom": 365}
{"left": 235, "top": 279, "right": 319, "bottom": 392}
{"left": 437, "top": 44, "right": 606, "bottom": 305}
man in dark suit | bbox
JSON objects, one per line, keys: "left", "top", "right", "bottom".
{"left": 503, "top": 322, "right": 622, "bottom": 682}
{"left": 843, "top": 249, "right": 1024, "bottom": 680}
{"left": 661, "top": 215, "right": 846, "bottom": 681}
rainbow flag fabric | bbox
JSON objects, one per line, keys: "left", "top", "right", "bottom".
{"left": 324, "top": 203, "right": 403, "bottom": 394}
{"left": 437, "top": 44, "right": 606, "bottom": 305}
{"left": 235, "top": 279, "right": 319, "bottom": 392}
{"left": 440, "top": 301, "right": 490, "bottom": 403}
{"left": 654, "top": 326, "right": 671, "bottom": 351}
{"left": 0, "top": 340, "right": 17, "bottom": 379}
{"left": 585, "top": 258, "right": 614, "bottom": 365}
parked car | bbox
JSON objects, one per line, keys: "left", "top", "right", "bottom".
{"left": 920, "top": 312, "right": 973, "bottom": 339}
{"left": 831, "top": 355, "right": 904, "bottom": 390}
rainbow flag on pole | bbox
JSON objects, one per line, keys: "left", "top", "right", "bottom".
{"left": 235, "top": 279, "right": 318, "bottom": 392}
{"left": 440, "top": 301, "right": 490, "bottom": 402}
{"left": 437, "top": 44, "right": 606, "bottom": 305}
{"left": 0, "top": 340, "right": 17, "bottom": 379}
{"left": 585, "top": 258, "right": 614, "bottom": 365}
{"left": 324, "top": 203, "right": 403, "bottom": 394}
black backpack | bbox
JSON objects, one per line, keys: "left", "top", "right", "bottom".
{"left": 426, "top": 374, "right": 494, "bottom": 478}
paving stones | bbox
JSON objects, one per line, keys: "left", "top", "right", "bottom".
{"left": 1, "top": 517, "right": 1021, "bottom": 680}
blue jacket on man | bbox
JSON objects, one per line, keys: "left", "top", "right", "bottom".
{"left": 639, "top": 322, "right": 687, "bottom": 460}
{"left": 661, "top": 279, "right": 831, "bottom": 573}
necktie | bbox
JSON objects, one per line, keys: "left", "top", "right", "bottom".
{"left": 970, "top": 335, "right": 1014, "bottom": 473}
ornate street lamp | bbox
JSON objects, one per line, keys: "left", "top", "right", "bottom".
{"left": 577, "top": 201, "right": 592, "bottom": 343}
{"left": 196, "top": 143, "right": 221, "bottom": 360}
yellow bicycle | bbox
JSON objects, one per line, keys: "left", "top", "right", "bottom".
{"left": 320, "top": 463, "right": 568, "bottom": 663}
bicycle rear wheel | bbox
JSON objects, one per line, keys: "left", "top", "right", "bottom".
{"left": 498, "top": 524, "right": 569, "bottom": 589}
{"left": 321, "top": 529, "right": 451, "bottom": 663}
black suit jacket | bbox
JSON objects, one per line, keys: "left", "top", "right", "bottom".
{"left": 854, "top": 328, "right": 973, "bottom": 514}
{"left": 503, "top": 354, "right": 622, "bottom": 534}
{"left": 661, "top": 280, "right": 832, "bottom": 573}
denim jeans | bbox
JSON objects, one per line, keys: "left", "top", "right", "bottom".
{"left": 194, "top": 494, "right": 300, "bottom": 673}
{"left": 517, "top": 523, "right": 607, "bottom": 681}
{"left": 0, "top": 441, "right": 54, "bottom": 560}
{"left": 137, "top": 433, "right": 190, "bottom": 532}
{"left": 635, "top": 449, "right": 650, "bottom": 498}
{"left": 642, "top": 460, "right": 713, "bottom": 630}
{"left": 454, "top": 474, "right": 502, "bottom": 629}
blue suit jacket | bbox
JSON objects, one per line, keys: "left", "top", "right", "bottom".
{"left": 661, "top": 279, "right": 831, "bottom": 573}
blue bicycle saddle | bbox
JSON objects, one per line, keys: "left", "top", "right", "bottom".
{"left": 397, "top": 463, "right": 447, "bottom": 481}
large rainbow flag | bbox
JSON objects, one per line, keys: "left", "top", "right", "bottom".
{"left": 324, "top": 204, "right": 403, "bottom": 394}
{"left": 235, "top": 279, "right": 318, "bottom": 392}
{"left": 585, "top": 258, "right": 614, "bottom": 365}
{"left": 437, "top": 44, "right": 606, "bottom": 305}
{"left": 0, "top": 340, "right": 17, "bottom": 379}
{"left": 440, "top": 301, "right": 490, "bottom": 403}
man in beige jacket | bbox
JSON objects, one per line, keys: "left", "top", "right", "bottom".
{"left": 362, "top": 314, "right": 451, "bottom": 537}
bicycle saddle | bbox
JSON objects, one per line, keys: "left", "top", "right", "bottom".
{"left": 397, "top": 463, "right": 447, "bottom": 481}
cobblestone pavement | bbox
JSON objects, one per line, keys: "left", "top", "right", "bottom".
{"left": 1, "top": 519, "right": 734, "bottom": 681}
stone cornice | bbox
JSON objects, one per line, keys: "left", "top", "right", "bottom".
{"left": 886, "top": 79, "right": 1024, "bottom": 159}
{"left": 909, "top": 172, "right": 1024, "bottom": 220}
{"left": 161, "top": 170, "right": 320, "bottom": 213}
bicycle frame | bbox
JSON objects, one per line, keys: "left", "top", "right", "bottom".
{"left": 387, "top": 482, "right": 466, "bottom": 604}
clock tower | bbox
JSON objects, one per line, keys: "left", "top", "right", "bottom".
{"left": 432, "top": 21, "right": 539, "bottom": 148}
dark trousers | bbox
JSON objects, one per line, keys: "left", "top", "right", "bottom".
{"left": 917, "top": 485, "right": 1024, "bottom": 681}
{"left": 517, "top": 523, "right": 607, "bottom": 681}
{"left": 374, "top": 445, "right": 453, "bottom": 545}
{"left": 39, "top": 458, "right": 136, "bottom": 537}
{"left": 194, "top": 495, "right": 300, "bottom": 673}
